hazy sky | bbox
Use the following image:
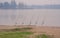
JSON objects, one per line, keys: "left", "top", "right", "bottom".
{"left": 0, "top": 0, "right": 60, "bottom": 5}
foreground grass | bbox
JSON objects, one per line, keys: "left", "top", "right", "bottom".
{"left": 0, "top": 27, "right": 54, "bottom": 38}
{"left": 36, "top": 34, "right": 54, "bottom": 38}
{"left": 0, "top": 31, "right": 33, "bottom": 38}
{"left": 0, "top": 27, "right": 33, "bottom": 38}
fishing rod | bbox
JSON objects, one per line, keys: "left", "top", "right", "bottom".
{"left": 29, "top": 15, "right": 33, "bottom": 25}
{"left": 14, "top": 13, "right": 19, "bottom": 26}
{"left": 21, "top": 17, "right": 25, "bottom": 25}
{"left": 41, "top": 16, "right": 46, "bottom": 26}
{"left": 35, "top": 15, "right": 39, "bottom": 25}
{"left": 21, "top": 15, "right": 28, "bottom": 25}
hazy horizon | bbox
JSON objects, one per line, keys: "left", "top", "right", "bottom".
{"left": 0, "top": 0, "right": 60, "bottom": 5}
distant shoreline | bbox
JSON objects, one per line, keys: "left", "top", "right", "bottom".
{"left": 0, "top": 8, "right": 60, "bottom": 10}
{"left": 0, "top": 25, "right": 60, "bottom": 29}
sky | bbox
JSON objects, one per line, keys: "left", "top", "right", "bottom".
{"left": 0, "top": 0, "right": 60, "bottom": 5}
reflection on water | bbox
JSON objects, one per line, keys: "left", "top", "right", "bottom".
{"left": 0, "top": 9, "right": 60, "bottom": 27}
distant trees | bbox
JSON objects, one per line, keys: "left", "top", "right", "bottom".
{"left": 0, "top": 0, "right": 60, "bottom": 9}
{"left": 3, "top": 2, "right": 10, "bottom": 9}
{"left": 0, "top": 3, "right": 3, "bottom": 8}
{"left": 18, "top": 3, "right": 25, "bottom": 9}
{"left": 0, "top": 0, "right": 17, "bottom": 9}
{"left": 0, "top": 0, "right": 27, "bottom": 9}
{"left": 10, "top": 0, "right": 17, "bottom": 9}
{"left": 0, "top": 1, "right": 26, "bottom": 9}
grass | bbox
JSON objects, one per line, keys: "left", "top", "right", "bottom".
{"left": 36, "top": 34, "right": 54, "bottom": 38}
{"left": 0, "top": 31, "right": 33, "bottom": 38}
{"left": 11, "top": 27, "right": 32, "bottom": 31}
{"left": 22, "top": 27, "right": 32, "bottom": 30}
{"left": 0, "top": 32, "right": 54, "bottom": 38}
{"left": 41, "top": 34, "right": 48, "bottom": 38}
{"left": 0, "top": 27, "right": 32, "bottom": 32}
{"left": 0, "top": 27, "right": 54, "bottom": 38}
{"left": 0, "top": 27, "right": 33, "bottom": 38}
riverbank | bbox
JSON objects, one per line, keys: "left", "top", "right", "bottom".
{"left": 0, "top": 25, "right": 60, "bottom": 38}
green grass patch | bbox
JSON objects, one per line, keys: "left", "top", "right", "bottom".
{"left": 0, "top": 27, "right": 32, "bottom": 32}
{"left": 41, "top": 34, "right": 48, "bottom": 38}
{"left": 0, "top": 31, "right": 33, "bottom": 38}
{"left": 10, "top": 27, "right": 32, "bottom": 31}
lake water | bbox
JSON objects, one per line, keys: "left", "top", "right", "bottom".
{"left": 0, "top": 9, "right": 60, "bottom": 27}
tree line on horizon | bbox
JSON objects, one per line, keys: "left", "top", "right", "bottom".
{"left": 0, "top": 0, "right": 60, "bottom": 9}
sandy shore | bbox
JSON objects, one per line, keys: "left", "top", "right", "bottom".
{"left": 0, "top": 25, "right": 60, "bottom": 38}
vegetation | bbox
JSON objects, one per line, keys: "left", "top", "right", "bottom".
{"left": 36, "top": 34, "right": 54, "bottom": 38}
{"left": 0, "top": 31, "right": 33, "bottom": 38}
{"left": 0, "top": 27, "right": 54, "bottom": 38}
{"left": 0, "top": 27, "right": 33, "bottom": 38}
{"left": 0, "top": 27, "right": 32, "bottom": 32}
{"left": 12, "top": 27, "right": 32, "bottom": 31}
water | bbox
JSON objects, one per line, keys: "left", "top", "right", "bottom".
{"left": 0, "top": 9, "right": 60, "bottom": 27}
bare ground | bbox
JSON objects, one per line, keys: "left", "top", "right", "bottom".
{"left": 0, "top": 25, "right": 60, "bottom": 38}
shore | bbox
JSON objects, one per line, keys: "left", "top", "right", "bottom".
{"left": 0, "top": 25, "right": 60, "bottom": 38}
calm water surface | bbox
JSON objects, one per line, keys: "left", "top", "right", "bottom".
{"left": 0, "top": 9, "right": 60, "bottom": 27}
